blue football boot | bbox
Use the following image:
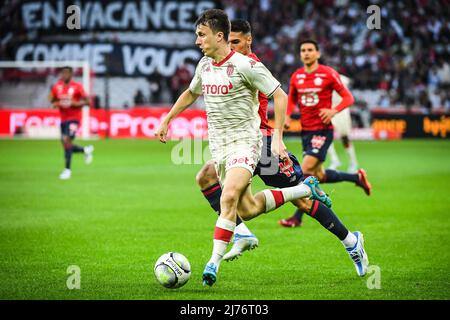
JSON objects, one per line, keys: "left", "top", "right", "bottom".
{"left": 202, "top": 262, "right": 217, "bottom": 287}
{"left": 303, "top": 176, "right": 332, "bottom": 208}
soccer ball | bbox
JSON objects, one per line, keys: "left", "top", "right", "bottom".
{"left": 154, "top": 252, "right": 191, "bottom": 289}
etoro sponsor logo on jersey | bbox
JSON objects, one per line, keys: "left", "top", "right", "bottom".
{"left": 202, "top": 82, "right": 233, "bottom": 95}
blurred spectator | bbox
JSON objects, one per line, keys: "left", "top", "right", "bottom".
{"left": 437, "top": 60, "right": 450, "bottom": 87}
{"left": 377, "top": 91, "right": 391, "bottom": 108}
{"left": 440, "top": 90, "right": 450, "bottom": 111}
{"left": 352, "top": 98, "right": 371, "bottom": 128}
{"left": 148, "top": 71, "right": 164, "bottom": 104}
{"left": 133, "top": 89, "right": 146, "bottom": 105}
{"left": 170, "top": 64, "right": 192, "bottom": 102}
{"left": 93, "top": 95, "right": 101, "bottom": 109}
{"left": 242, "top": 0, "right": 450, "bottom": 109}
{"left": 418, "top": 91, "right": 432, "bottom": 113}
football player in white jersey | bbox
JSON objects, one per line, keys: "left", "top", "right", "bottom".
{"left": 327, "top": 75, "right": 359, "bottom": 173}
{"left": 155, "top": 10, "right": 367, "bottom": 286}
{"left": 155, "top": 9, "right": 330, "bottom": 286}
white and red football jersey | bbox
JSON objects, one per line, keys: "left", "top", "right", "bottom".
{"left": 189, "top": 50, "right": 280, "bottom": 151}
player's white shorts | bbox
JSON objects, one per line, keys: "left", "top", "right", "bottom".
{"left": 212, "top": 140, "right": 262, "bottom": 186}
{"left": 332, "top": 108, "right": 352, "bottom": 137}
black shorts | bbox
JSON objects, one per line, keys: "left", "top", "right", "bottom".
{"left": 60, "top": 120, "right": 80, "bottom": 140}
{"left": 301, "top": 129, "right": 334, "bottom": 162}
{"left": 253, "top": 135, "right": 303, "bottom": 188}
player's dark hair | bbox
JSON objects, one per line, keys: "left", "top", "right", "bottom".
{"left": 195, "top": 9, "right": 230, "bottom": 41}
{"left": 300, "top": 39, "right": 320, "bottom": 51}
{"left": 61, "top": 66, "right": 73, "bottom": 72}
{"left": 231, "top": 19, "right": 251, "bottom": 35}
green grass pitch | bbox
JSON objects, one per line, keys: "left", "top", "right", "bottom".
{"left": 0, "top": 138, "right": 449, "bottom": 300}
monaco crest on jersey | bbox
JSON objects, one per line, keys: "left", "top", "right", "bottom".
{"left": 226, "top": 63, "right": 234, "bottom": 76}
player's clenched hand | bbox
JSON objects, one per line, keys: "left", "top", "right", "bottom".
{"left": 155, "top": 121, "right": 169, "bottom": 143}
{"left": 319, "top": 108, "right": 338, "bottom": 124}
{"left": 271, "top": 135, "right": 289, "bottom": 161}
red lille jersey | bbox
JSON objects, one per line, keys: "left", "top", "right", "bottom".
{"left": 248, "top": 53, "right": 272, "bottom": 136}
{"left": 287, "top": 64, "right": 345, "bottom": 131}
{"left": 50, "top": 79, "right": 87, "bottom": 122}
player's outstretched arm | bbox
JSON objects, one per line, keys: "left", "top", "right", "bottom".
{"left": 271, "top": 87, "right": 289, "bottom": 160}
{"left": 155, "top": 89, "right": 200, "bottom": 143}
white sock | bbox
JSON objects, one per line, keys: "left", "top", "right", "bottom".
{"left": 341, "top": 231, "right": 357, "bottom": 248}
{"left": 210, "top": 240, "right": 228, "bottom": 269}
{"left": 345, "top": 144, "right": 358, "bottom": 167}
{"left": 209, "top": 217, "right": 236, "bottom": 268}
{"left": 234, "top": 222, "right": 252, "bottom": 236}
{"left": 263, "top": 184, "right": 311, "bottom": 212}
{"left": 328, "top": 143, "right": 340, "bottom": 164}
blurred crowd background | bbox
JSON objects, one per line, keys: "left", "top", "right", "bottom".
{"left": 223, "top": 0, "right": 450, "bottom": 112}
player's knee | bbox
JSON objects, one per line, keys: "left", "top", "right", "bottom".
{"left": 195, "top": 161, "right": 218, "bottom": 189}
{"left": 220, "top": 189, "right": 240, "bottom": 207}
{"left": 301, "top": 163, "right": 316, "bottom": 176}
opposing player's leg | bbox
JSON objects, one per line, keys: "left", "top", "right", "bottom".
{"left": 327, "top": 143, "right": 341, "bottom": 170}
{"left": 333, "top": 108, "right": 359, "bottom": 173}
{"left": 83, "top": 145, "right": 94, "bottom": 164}
{"left": 196, "top": 160, "right": 258, "bottom": 262}
{"left": 59, "top": 121, "right": 75, "bottom": 179}
{"left": 278, "top": 153, "right": 321, "bottom": 225}
{"left": 279, "top": 209, "right": 304, "bottom": 227}
{"left": 292, "top": 197, "right": 369, "bottom": 276}
{"left": 59, "top": 121, "right": 93, "bottom": 179}
{"left": 233, "top": 175, "right": 330, "bottom": 223}
{"left": 302, "top": 130, "right": 370, "bottom": 194}
{"left": 341, "top": 135, "right": 358, "bottom": 173}
{"left": 203, "top": 165, "right": 328, "bottom": 286}
{"left": 254, "top": 137, "right": 332, "bottom": 227}
{"left": 60, "top": 134, "right": 72, "bottom": 180}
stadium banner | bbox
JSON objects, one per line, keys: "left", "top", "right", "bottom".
{"left": 2, "top": 108, "right": 447, "bottom": 139}
{"left": 5, "top": 0, "right": 221, "bottom": 77}
{"left": 371, "top": 113, "right": 450, "bottom": 139}
{"left": 12, "top": 42, "right": 202, "bottom": 76}
{"left": 19, "top": 0, "right": 218, "bottom": 33}
{"left": 0, "top": 108, "right": 208, "bottom": 139}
